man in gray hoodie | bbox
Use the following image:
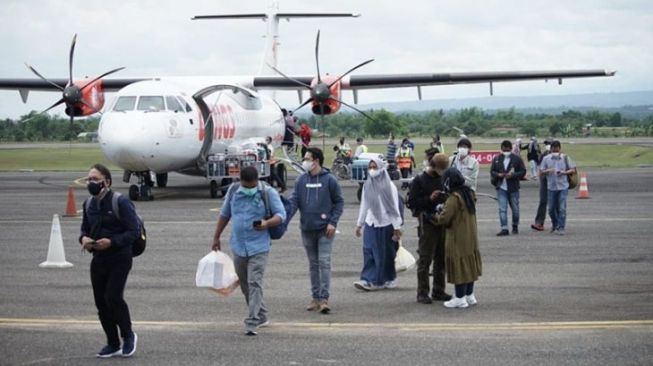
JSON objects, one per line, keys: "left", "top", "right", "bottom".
{"left": 290, "top": 147, "right": 344, "bottom": 314}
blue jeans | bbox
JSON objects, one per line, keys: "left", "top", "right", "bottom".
{"left": 361, "top": 224, "right": 397, "bottom": 287}
{"left": 547, "top": 189, "right": 569, "bottom": 230}
{"left": 497, "top": 189, "right": 520, "bottom": 230}
{"left": 301, "top": 229, "right": 334, "bottom": 301}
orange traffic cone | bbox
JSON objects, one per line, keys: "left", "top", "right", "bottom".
{"left": 576, "top": 172, "right": 590, "bottom": 199}
{"left": 64, "top": 187, "right": 79, "bottom": 217}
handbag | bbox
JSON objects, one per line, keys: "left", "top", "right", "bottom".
{"left": 564, "top": 155, "right": 578, "bottom": 189}
{"left": 395, "top": 240, "right": 416, "bottom": 272}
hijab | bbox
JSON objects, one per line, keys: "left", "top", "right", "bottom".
{"left": 363, "top": 157, "right": 400, "bottom": 219}
{"left": 442, "top": 167, "right": 476, "bottom": 215}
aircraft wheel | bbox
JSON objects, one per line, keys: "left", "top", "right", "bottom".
{"left": 144, "top": 172, "right": 154, "bottom": 187}
{"left": 156, "top": 173, "right": 168, "bottom": 188}
{"left": 357, "top": 183, "right": 363, "bottom": 202}
{"left": 129, "top": 185, "right": 139, "bottom": 201}
{"left": 277, "top": 164, "right": 287, "bottom": 187}
{"left": 210, "top": 180, "right": 219, "bottom": 199}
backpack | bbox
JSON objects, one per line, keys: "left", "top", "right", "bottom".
{"left": 84, "top": 192, "right": 146, "bottom": 257}
{"left": 226, "top": 182, "right": 294, "bottom": 240}
{"left": 564, "top": 154, "right": 578, "bottom": 189}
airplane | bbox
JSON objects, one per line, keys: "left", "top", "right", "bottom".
{"left": 0, "top": 2, "right": 615, "bottom": 201}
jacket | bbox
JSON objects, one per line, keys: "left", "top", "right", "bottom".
{"left": 431, "top": 192, "right": 482, "bottom": 284}
{"left": 79, "top": 190, "right": 139, "bottom": 259}
{"left": 290, "top": 168, "right": 344, "bottom": 231}
{"left": 407, "top": 171, "right": 447, "bottom": 227}
{"left": 490, "top": 153, "right": 526, "bottom": 192}
{"left": 449, "top": 154, "right": 479, "bottom": 192}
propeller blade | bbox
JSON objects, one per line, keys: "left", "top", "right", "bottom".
{"left": 80, "top": 67, "right": 125, "bottom": 92}
{"left": 315, "top": 30, "right": 321, "bottom": 83}
{"left": 319, "top": 103, "right": 326, "bottom": 150}
{"left": 266, "top": 63, "right": 311, "bottom": 88}
{"left": 68, "top": 34, "right": 77, "bottom": 84}
{"left": 329, "top": 59, "right": 375, "bottom": 88}
{"left": 79, "top": 99, "right": 103, "bottom": 115}
{"left": 328, "top": 96, "right": 376, "bottom": 122}
{"left": 294, "top": 97, "right": 314, "bottom": 113}
{"left": 41, "top": 98, "right": 66, "bottom": 115}
{"left": 24, "top": 63, "right": 64, "bottom": 91}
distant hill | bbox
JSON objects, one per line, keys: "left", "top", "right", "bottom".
{"left": 356, "top": 90, "right": 653, "bottom": 118}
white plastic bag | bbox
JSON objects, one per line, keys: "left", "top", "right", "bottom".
{"left": 195, "top": 251, "right": 239, "bottom": 296}
{"left": 395, "top": 240, "right": 416, "bottom": 273}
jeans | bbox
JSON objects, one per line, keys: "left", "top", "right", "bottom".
{"left": 361, "top": 224, "right": 397, "bottom": 287}
{"left": 301, "top": 229, "right": 334, "bottom": 300}
{"left": 90, "top": 253, "right": 133, "bottom": 348}
{"left": 534, "top": 176, "right": 548, "bottom": 225}
{"left": 234, "top": 252, "right": 268, "bottom": 331}
{"left": 416, "top": 221, "right": 446, "bottom": 296}
{"left": 547, "top": 189, "right": 569, "bottom": 230}
{"left": 497, "top": 189, "right": 520, "bottom": 230}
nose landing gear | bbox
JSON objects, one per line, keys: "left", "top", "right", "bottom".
{"left": 128, "top": 172, "right": 154, "bottom": 201}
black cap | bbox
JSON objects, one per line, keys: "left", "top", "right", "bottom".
{"left": 457, "top": 137, "right": 472, "bottom": 149}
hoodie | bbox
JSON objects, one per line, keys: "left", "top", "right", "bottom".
{"left": 290, "top": 168, "right": 344, "bottom": 231}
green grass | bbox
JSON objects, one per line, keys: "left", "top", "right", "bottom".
{"left": 0, "top": 147, "right": 118, "bottom": 171}
{"left": 1, "top": 140, "right": 651, "bottom": 171}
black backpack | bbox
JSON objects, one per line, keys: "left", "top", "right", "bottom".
{"left": 84, "top": 192, "right": 146, "bottom": 257}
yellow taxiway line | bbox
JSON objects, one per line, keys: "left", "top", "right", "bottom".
{"left": 1, "top": 318, "right": 651, "bottom": 332}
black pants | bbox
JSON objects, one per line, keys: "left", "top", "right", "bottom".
{"left": 534, "top": 176, "right": 548, "bottom": 225}
{"left": 416, "top": 220, "right": 446, "bottom": 297}
{"left": 269, "top": 164, "right": 285, "bottom": 189}
{"left": 91, "top": 253, "right": 133, "bottom": 348}
{"left": 455, "top": 282, "right": 474, "bottom": 298}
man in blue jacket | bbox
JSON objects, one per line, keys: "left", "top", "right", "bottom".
{"left": 490, "top": 140, "right": 527, "bottom": 236}
{"left": 290, "top": 147, "right": 344, "bottom": 314}
{"left": 212, "top": 166, "right": 286, "bottom": 336}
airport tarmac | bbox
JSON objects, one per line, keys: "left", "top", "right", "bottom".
{"left": 1, "top": 168, "right": 652, "bottom": 365}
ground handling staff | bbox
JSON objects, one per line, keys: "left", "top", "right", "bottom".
{"left": 79, "top": 163, "right": 139, "bottom": 358}
{"left": 407, "top": 153, "right": 452, "bottom": 304}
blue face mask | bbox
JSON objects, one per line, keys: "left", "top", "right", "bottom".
{"left": 239, "top": 186, "right": 258, "bottom": 197}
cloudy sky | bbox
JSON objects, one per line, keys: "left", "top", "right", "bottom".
{"left": 1, "top": 0, "right": 651, "bottom": 119}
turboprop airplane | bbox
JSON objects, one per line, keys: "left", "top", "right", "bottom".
{"left": 0, "top": 4, "right": 615, "bottom": 201}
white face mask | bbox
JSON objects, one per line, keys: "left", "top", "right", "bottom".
{"left": 545, "top": 144, "right": 551, "bottom": 151}
{"left": 551, "top": 152, "right": 560, "bottom": 158}
{"left": 458, "top": 147, "right": 469, "bottom": 157}
{"left": 368, "top": 169, "right": 382, "bottom": 178}
{"left": 503, "top": 151, "right": 511, "bottom": 157}
{"left": 302, "top": 160, "right": 315, "bottom": 172}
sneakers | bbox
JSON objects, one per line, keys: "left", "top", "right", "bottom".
{"left": 512, "top": 226, "right": 519, "bottom": 235}
{"left": 257, "top": 318, "right": 270, "bottom": 328}
{"left": 496, "top": 229, "right": 509, "bottom": 236}
{"left": 318, "top": 300, "right": 331, "bottom": 314}
{"left": 556, "top": 229, "right": 566, "bottom": 235}
{"left": 431, "top": 291, "right": 453, "bottom": 301}
{"left": 122, "top": 332, "right": 137, "bottom": 358}
{"left": 354, "top": 280, "right": 381, "bottom": 291}
{"left": 96, "top": 345, "right": 122, "bottom": 358}
{"left": 466, "top": 293, "right": 478, "bottom": 305}
{"left": 245, "top": 329, "right": 258, "bottom": 336}
{"left": 383, "top": 280, "right": 397, "bottom": 289}
{"left": 416, "top": 295, "right": 433, "bottom": 304}
{"left": 443, "top": 296, "right": 469, "bottom": 309}
{"left": 306, "top": 299, "right": 320, "bottom": 311}
{"left": 531, "top": 223, "right": 544, "bottom": 231}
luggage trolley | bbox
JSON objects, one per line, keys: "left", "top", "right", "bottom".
{"left": 206, "top": 151, "right": 271, "bottom": 198}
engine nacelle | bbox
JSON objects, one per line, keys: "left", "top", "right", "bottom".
{"left": 310, "top": 76, "right": 341, "bottom": 115}
{"left": 64, "top": 79, "right": 105, "bottom": 117}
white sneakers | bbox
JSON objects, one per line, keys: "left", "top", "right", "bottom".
{"left": 444, "top": 294, "right": 478, "bottom": 308}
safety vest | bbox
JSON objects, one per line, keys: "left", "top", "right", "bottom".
{"left": 398, "top": 147, "right": 412, "bottom": 168}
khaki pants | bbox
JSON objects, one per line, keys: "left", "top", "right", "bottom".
{"left": 416, "top": 219, "right": 446, "bottom": 297}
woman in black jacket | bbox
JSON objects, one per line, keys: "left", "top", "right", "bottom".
{"left": 79, "top": 164, "right": 139, "bottom": 358}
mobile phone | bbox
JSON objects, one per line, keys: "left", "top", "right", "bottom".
{"left": 253, "top": 220, "right": 262, "bottom": 227}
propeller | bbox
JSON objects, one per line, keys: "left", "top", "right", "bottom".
{"left": 268, "top": 30, "right": 376, "bottom": 148}
{"left": 24, "top": 34, "right": 124, "bottom": 138}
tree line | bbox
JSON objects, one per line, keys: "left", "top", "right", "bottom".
{"left": 1, "top": 108, "right": 652, "bottom": 142}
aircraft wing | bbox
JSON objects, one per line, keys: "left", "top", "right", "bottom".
{"left": 0, "top": 78, "right": 148, "bottom": 92}
{"left": 252, "top": 69, "right": 616, "bottom": 91}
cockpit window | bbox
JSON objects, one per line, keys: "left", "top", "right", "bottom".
{"left": 137, "top": 96, "right": 165, "bottom": 112}
{"left": 165, "top": 96, "right": 183, "bottom": 112}
{"left": 178, "top": 96, "right": 193, "bottom": 112}
{"left": 113, "top": 96, "right": 136, "bottom": 111}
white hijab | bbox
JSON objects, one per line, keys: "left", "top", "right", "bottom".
{"left": 363, "top": 157, "right": 399, "bottom": 219}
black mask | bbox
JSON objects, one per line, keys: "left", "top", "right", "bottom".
{"left": 87, "top": 181, "right": 105, "bottom": 196}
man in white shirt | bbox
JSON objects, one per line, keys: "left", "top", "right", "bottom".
{"left": 448, "top": 138, "right": 479, "bottom": 192}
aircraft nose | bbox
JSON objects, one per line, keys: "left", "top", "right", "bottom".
{"left": 99, "top": 114, "right": 151, "bottom": 172}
